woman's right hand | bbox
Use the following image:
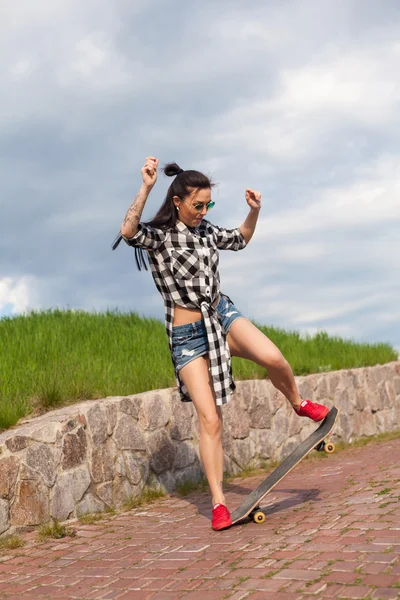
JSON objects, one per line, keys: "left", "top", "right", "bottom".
{"left": 141, "top": 156, "right": 158, "bottom": 189}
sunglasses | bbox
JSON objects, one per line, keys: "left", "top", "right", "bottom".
{"left": 180, "top": 199, "right": 215, "bottom": 212}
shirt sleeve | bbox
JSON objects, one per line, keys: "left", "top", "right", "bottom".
{"left": 121, "top": 222, "right": 166, "bottom": 250}
{"left": 211, "top": 223, "right": 247, "bottom": 251}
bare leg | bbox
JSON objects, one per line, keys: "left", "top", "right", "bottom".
{"left": 179, "top": 356, "right": 226, "bottom": 506}
{"left": 266, "top": 358, "right": 301, "bottom": 409}
{"left": 227, "top": 317, "right": 301, "bottom": 409}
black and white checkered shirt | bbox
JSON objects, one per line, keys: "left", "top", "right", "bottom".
{"left": 120, "top": 219, "right": 247, "bottom": 405}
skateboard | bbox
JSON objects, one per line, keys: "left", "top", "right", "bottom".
{"left": 230, "top": 406, "right": 340, "bottom": 526}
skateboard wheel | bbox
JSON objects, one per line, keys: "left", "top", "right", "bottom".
{"left": 253, "top": 511, "right": 266, "bottom": 524}
{"left": 324, "top": 442, "right": 335, "bottom": 454}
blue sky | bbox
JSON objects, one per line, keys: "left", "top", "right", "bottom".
{"left": 1, "top": 0, "right": 399, "bottom": 353}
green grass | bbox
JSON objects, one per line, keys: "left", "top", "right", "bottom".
{"left": 0, "top": 308, "right": 397, "bottom": 430}
{"left": 37, "top": 520, "right": 76, "bottom": 541}
{"left": 123, "top": 486, "right": 166, "bottom": 510}
{"left": 0, "top": 535, "right": 25, "bottom": 551}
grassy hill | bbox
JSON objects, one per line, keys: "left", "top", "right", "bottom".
{"left": 0, "top": 309, "right": 397, "bottom": 431}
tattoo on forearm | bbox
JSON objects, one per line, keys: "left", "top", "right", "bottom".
{"left": 122, "top": 193, "right": 142, "bottom": 228}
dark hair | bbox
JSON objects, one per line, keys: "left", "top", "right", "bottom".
{"left": 112, "top": 162, "right": 215, "bottom": 271}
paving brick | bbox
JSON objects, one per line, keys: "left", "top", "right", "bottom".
{"left": 235, "top": 577, "right": 285, "bottom": 591}
{"left": 326, "top": 571, "right": 362, "bottom": 584}
{"left": 339, "top": 586, "right": 377, "bottom": 599}
{"left": 271, "top": 569, "right": 323, "bottom": 580}
{"left": 372, "top": 588, "right": 400, "bottom": 600}
{"left": 117, "top": 592, "right": 156, "bottom": 600}
{"left": 363, "top": 574, "right": 399, "bottom": 586}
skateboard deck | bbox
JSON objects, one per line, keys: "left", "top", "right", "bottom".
{"left": 230, "top": 406, "right": 340, "bottom": 526}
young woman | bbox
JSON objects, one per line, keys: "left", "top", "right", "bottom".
{"left": 112, "top": 156, "right": 329, "bottom": 531}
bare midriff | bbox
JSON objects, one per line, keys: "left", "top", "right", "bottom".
{"left": 173, "top": 294, "right": 220, "bottom": 326}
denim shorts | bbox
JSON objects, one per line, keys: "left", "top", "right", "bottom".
{"left": 171, "top": 294, "right": 245, "bottom": 372}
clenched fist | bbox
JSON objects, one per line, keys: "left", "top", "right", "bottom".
{"left": 141, "top": 156, "right": 158, "bottom": 189}
{"left": 245, "top": 188, "right": 262, "bottom": 210}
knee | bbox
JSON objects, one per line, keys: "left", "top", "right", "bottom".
{"left": 200, "top": 411, "right": 222, "bottom": 437}
{"left": 264, "top": 350, "right": 288, "bottom": 372}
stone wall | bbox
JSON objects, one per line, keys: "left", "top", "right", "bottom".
{"left": 0, "top": 361, "right": 399, "bottom": 536}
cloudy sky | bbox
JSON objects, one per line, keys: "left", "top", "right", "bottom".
{"left": 1, "top": 0, "right": 399, "bottom": 352}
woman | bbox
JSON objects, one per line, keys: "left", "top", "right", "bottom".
{"left": 112, "top": 156, "right": 329, "bottom": 531}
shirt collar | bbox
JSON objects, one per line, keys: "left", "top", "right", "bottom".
{"left": 176, "top": 219, "right": 199, "bottom": 233}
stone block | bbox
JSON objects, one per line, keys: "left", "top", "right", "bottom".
{"left": 173, "top": 442, "right": 196, "bottom": 469}
{"left": 25, "top": 443, "right": 58, "bottom": 487}
{"left": 90, "top": 445, "right": 115, "bottom": 483}
{"left": 119, "top": 397, "right": 142, "bottom": 419}
{"left": 113, "top": 477, "right": 134, "bottom": 507}
{"left": 249, "top": 430, "right": 275, "bottom": 460}
{"left": 123, "top": 452, "right": 149, "bottom": 486}
{"left": 148, "top": 430, "right": 175, "bottom": 474}
{"left": 76, "top": 492, "right": 105, "bottom": 516}
{"left": 223, "top": 454, "right": 241, "bottom": 476}
{"left": 169, "top": 397, "right": 193, "bottom": 441}
{"left": 287, "top": 410, "right": 302, "bottom": 437}
{"left": 327, "top": 372, "right": 341, "bottom": 396}
{"left": 336, "top": 388, "right": 355, "bottom": 416}
{"left": 313, "top": 376, "right": 329, "bottom": 401}
{"left": 353, "top": 411, "right": 377, "bottom": 437}
{"left": 62, "top": 426, "right": 87, "bottom": 470}
{"left": 96, "top": 482, "right": 113, "bottom": 507}
{"left": 30, "top": 422, "right": 61, "bottom": 444}
{"left": 298, "top": 377, "right": 314, "bottom": 401}
{"left": 115, "top": 453, "right": 126, "bottom": 476}
{"left": 248, "top": 395, "right": 271, "bottom": 430}
{"left": 0, "top": 456, "right": 19, "bottom": 499}
{"left": 0, "top": 499, "right": 9, "bottom": 535}
{"left": 174, "top": 465, "right": 203, "bottom": 489}
{"left": 157, "top": 470, "right": 176, "bottom": 492}
{"left": 271, "top": 407, "right": 290, "bottom": 448}
{"left": 221, "top": 426, "right": 233, "bottom": 453}
{"left": 105, "top": 403, "right": 118, "bottom": 435}
{"left": 239, "top": 380, "right": 253, "bottom": 409}
{"left": 231, "top": 438, "right": 256, "bottom": 470}
{"left": 139, "top": 394, "right": 170, "bottom": 431}
{"left": 87, "top": 404, "right": 108, "bottom": 445}
{"left": 114, "top": 414, "right": 146, "bottom": 450}
{"left": 337, "top": 412, "right": 354, "bottom": 443}
{"left": 51, "top": 468, "right": 91, "bottom": 521}
{"left": 224, "top": 402, "right": 250, "bottom": 439}
{"left": 10, "top": 480, "right": 50, "bottom": 526}
{"left": 377, "top": 409, "right": 397, "bottom": 432}
{"left": 5, "top": 436, "right": 29, "bottom": 453}
{"left": 378, "top": 381, "right": 393, "bottom": 409}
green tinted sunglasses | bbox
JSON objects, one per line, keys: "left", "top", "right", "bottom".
{"left": 191, "top": 200, "right": 215, "bottom": 212}
{"left": 177, "top": 197, "right": 216, "bottom": 213}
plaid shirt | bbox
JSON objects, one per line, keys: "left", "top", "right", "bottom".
{"left": 118, "top": 219, "right": 247, "bottom": 405}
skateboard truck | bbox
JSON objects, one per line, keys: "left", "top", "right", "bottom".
{"left": 314, "top": 439, "right": 336, "bottom": 454}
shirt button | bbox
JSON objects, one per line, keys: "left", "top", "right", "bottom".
{"left": 205, "top": 287, "right": 210, "bottom": 296}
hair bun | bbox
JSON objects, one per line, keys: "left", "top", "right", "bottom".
{"left": 163, "top": 162, "right": 184, "bottom": 177}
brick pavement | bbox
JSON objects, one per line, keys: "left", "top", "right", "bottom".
{"left": 0, "top": 438, "right": 399, "bottom": 600}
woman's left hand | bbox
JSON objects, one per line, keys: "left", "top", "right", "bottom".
{"left": 245, "top": 188, "right": 262, "bottom": 210}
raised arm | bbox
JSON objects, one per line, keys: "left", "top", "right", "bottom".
{"left": 239, "top": 188, "right": 262, "bottom": 245}
{"left": 120, "top": 157, "right": 158, "bottom": 238}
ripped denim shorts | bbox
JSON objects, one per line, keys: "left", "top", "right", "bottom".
{"left": 171, "top": 293, "right": 245, "bottom": 373}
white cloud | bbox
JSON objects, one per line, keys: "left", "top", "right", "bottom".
{"left": 0, "top": 277, "right": 39, "bottom": 315}
{"left": 209, "top": 36, "right": 400, "bottom": 163}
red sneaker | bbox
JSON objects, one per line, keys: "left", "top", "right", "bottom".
{"left": 295, "top": 400, "right": 329, "bottom": 422}
{"left": 212, "top": 503, "right": 232, "bottom": 530}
